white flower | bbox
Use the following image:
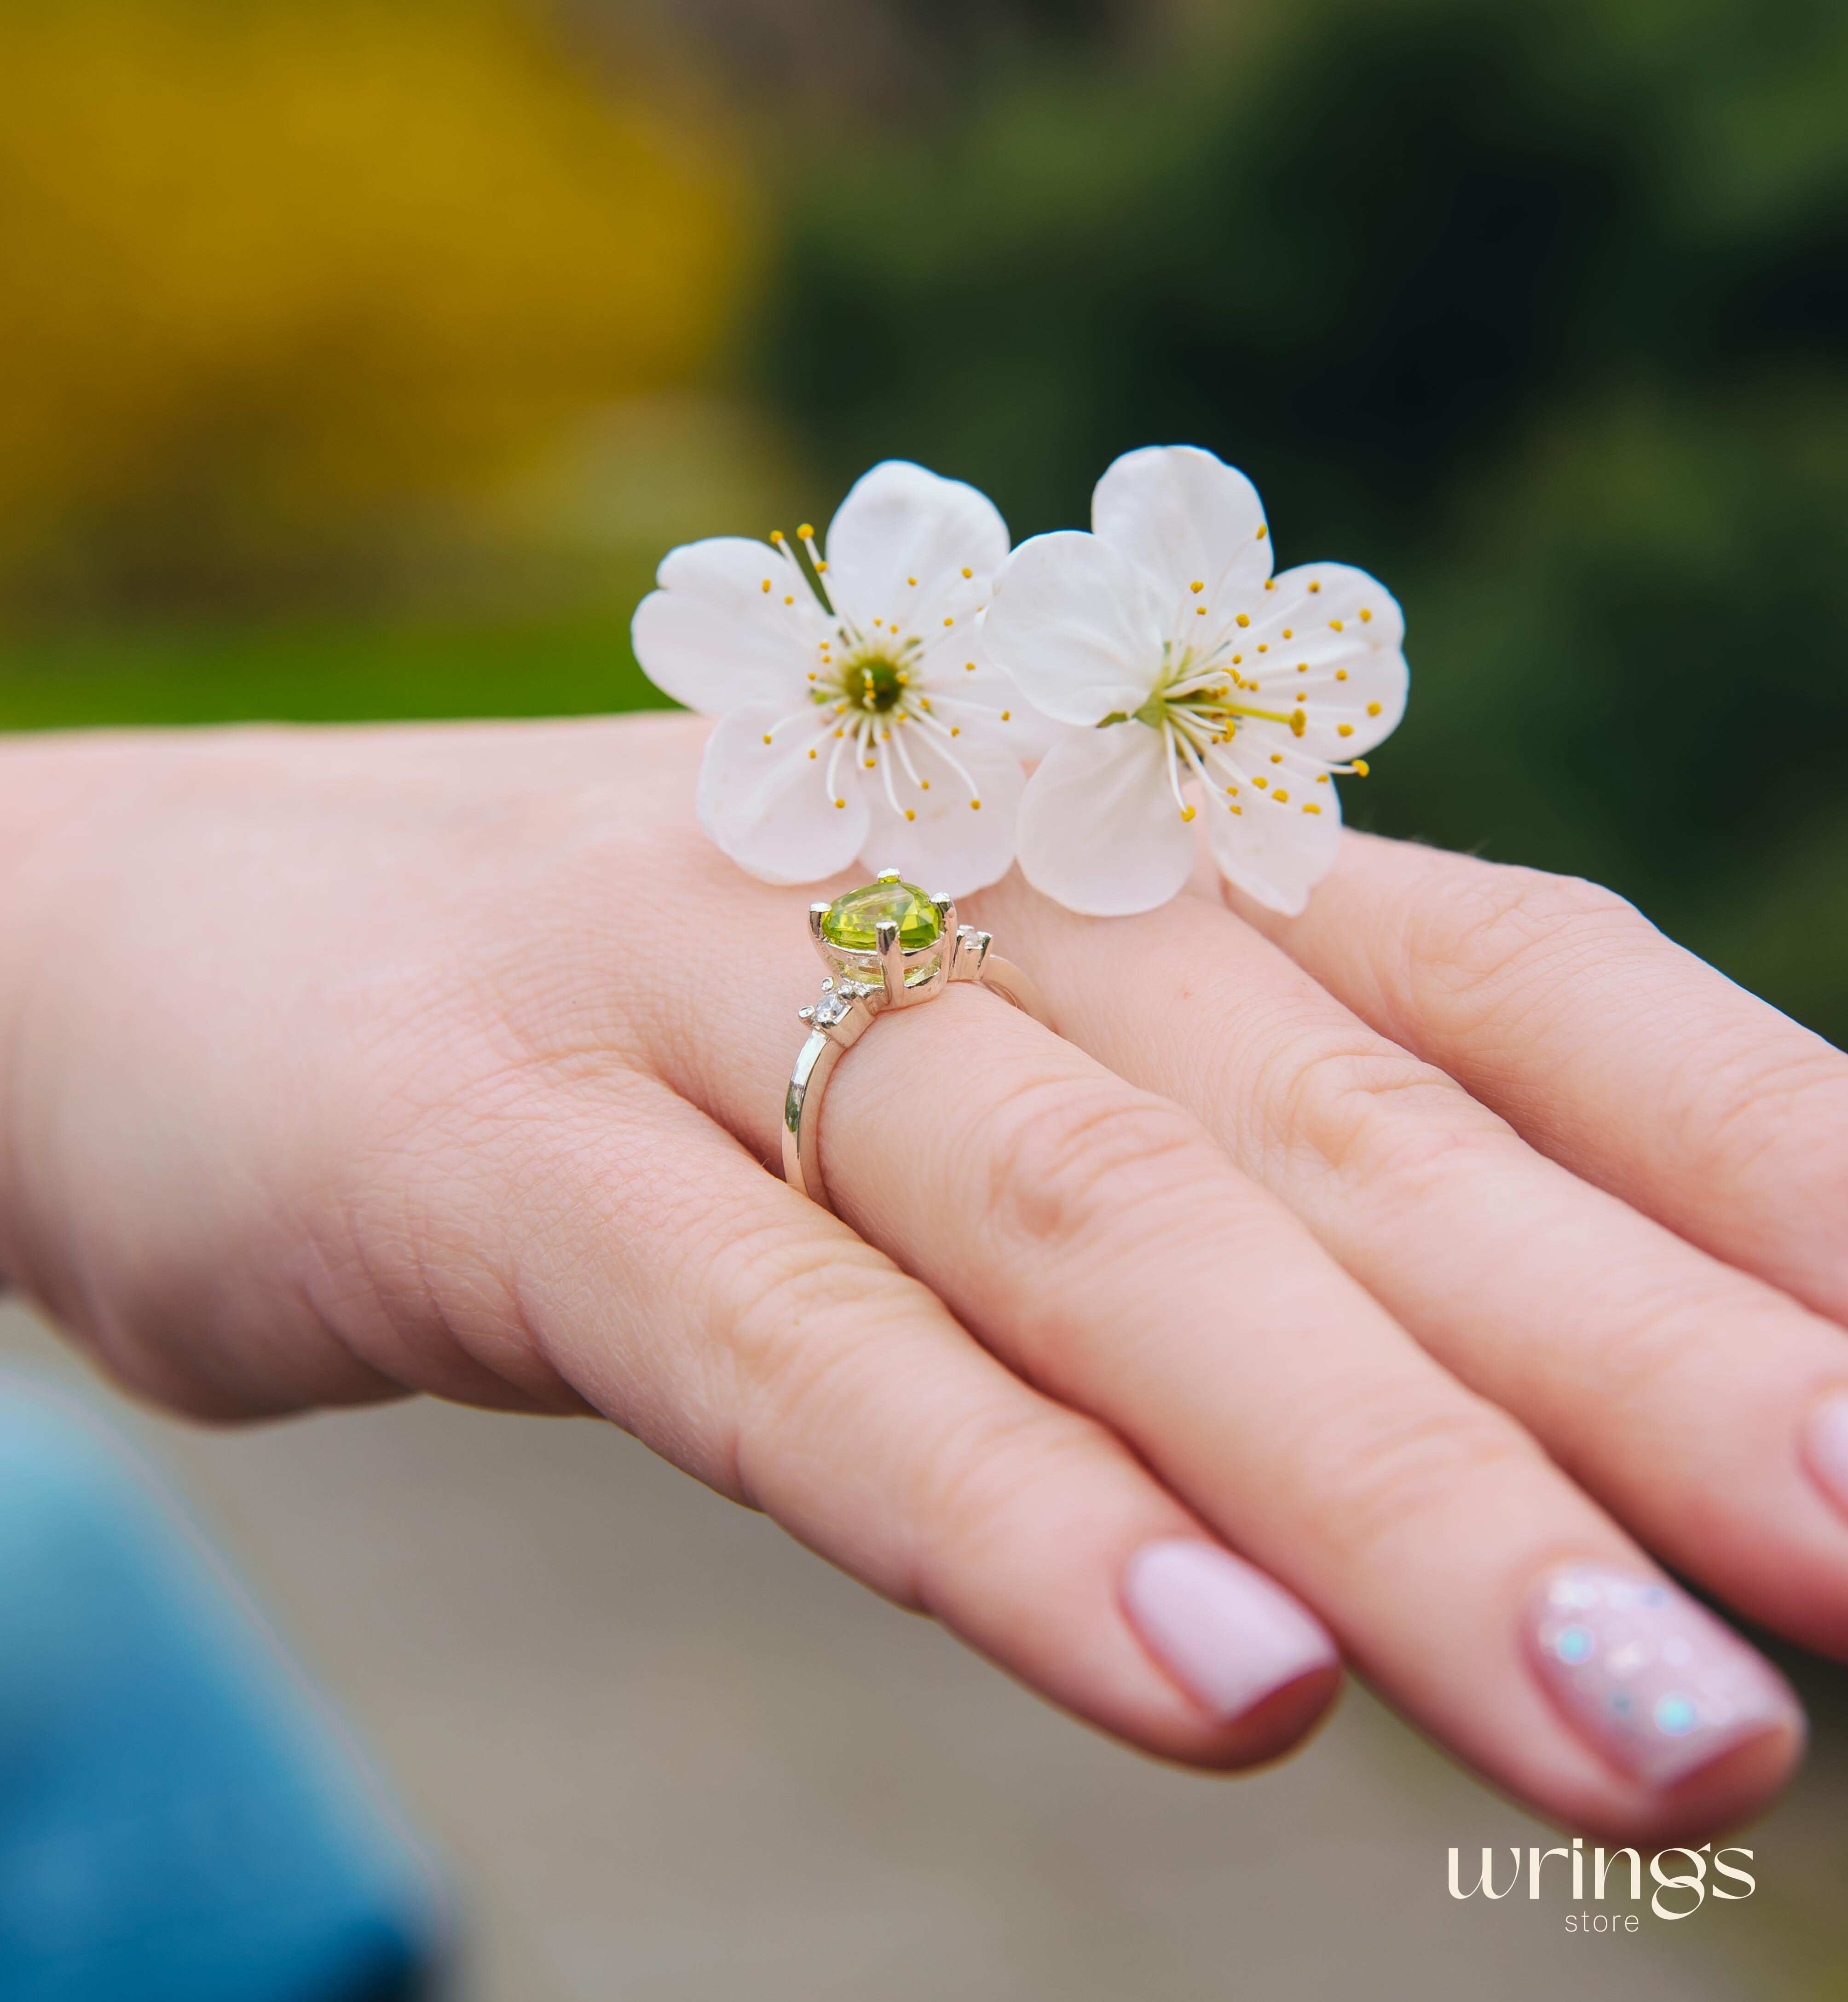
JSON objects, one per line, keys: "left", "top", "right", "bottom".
{"left": 982, "top": 444, "right": 1409, "bottom": 917}
{"left": 630, "top": 460, "right": 1038, "bottom": 895}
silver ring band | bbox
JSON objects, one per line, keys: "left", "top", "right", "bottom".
{"left": 782, "top": 873, "right": 1051, "bottom": 1213}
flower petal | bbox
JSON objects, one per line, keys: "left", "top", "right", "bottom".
{"left": 1091, "top": 444, "right": 1273, "bottom": 612}
{"left": 925, "top": 625, "right": 1059, "bottom": 759}
{"left": 697, "top": 706, "right": 867, "bottom": 884}
{"left": 632, "top": 538, "right": 818, "bottom": 715}
{"left": 823, "top": 461, "right": 1010, "bottom": 633}
{"left": 856, "top": 726, "right": 1024, "bottom": 897}
{"left": 1016, "top": 723, "right": 1196, "bottom": 915}
{"left": 1203, "top": 761, "right": 1344, "bottom": 916}
{"left": 1239, "top": 561, "right": 1408, "bottom": 761}
{"left": 982, "top": 530, "right": 1168, "bottom": 726}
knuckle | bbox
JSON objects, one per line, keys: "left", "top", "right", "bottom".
{"left": 904, "top": 1403, "right": 1111, "bottom": 1611}
{"left": 1677, "top": 1035, "right": 1848, "bottom": 1186}
{"left": 710, "top": 1215, "right": 886, "bottom": 1398}
{"left": 1405, "top": 861, "right": 1644, "bottom": 1029}
{"left": 1258, "top": 1025, "right": 1502, "bottom": 1185}
{"left": 982, "top": 1072, "right": 1219, "bottom": 1256}
{"left": 1295, "top": 1384, "right": 1542, "bottom": 1564}
{"left": 710, "top": 1219, "right": 901, "bottom": 1499}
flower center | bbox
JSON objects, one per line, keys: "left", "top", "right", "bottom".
{"left": 834, "top": 648, "right": 908, "bottom": 713}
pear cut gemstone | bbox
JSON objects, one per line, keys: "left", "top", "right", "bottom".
{"left": 820, "top": 879, "right": 942, "bottom": 953}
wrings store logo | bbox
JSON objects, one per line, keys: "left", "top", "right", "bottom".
{"left": 1448, "top": 1840, "right": 1755, "bottom": 1926}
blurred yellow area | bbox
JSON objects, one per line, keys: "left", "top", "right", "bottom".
{"left": 0, "top": 0, "right": 749, "bottom": 604}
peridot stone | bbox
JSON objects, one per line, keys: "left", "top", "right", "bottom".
{"left": 821, "top": 878, "right": 942, "bottom": 952}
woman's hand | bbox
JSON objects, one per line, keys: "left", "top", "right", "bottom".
{"left": 2, "top": 712, "right": 1841, "bottom": 1840}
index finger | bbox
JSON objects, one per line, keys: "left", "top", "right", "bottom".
{"left": 1224, "top": 832, "right": 1848, "bottom": 1330}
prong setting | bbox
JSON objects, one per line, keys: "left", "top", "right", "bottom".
{"left": 785, "top": 874, "right": 1052, "bottom": 1208}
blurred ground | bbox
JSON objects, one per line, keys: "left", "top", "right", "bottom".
{"left": 5, "top": 1300, "right": 1843, "bottom": 2001}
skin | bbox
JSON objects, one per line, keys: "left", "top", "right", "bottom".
{"left": 1, "top": 710, "right": 1842, "bottom": 1840}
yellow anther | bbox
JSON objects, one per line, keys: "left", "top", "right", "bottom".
{"left": 1265, "top": 578, "right": 1276, "bottom": 590}
{"left": 1338, "top": 723, "right": 1354, "bottom": 738}
{"left": 961, "top": 566, "right": 973, "bottom": 579}
{"left": 965, "top": 660, "right": 977, "bottom": 671}
{"left": 1181, "top": 804, "right": 1196, "bottom": 822}
{"left": 1225, "top": 783, "right": 1237, "bottom": 795}
{"left": 1303, "top": 802, "right": 1321, "bottom": 814}
{"left": 785, "top": 595, "right": 795, "bottom": 605}
{"left": 770, "top": 529, "right": 786, "bottom": 544}
{"left": 1316, "top": 771, "right": 1328, "bottom": 782}
{"left": 1190, "top": 579, "right": 1205, "bottom": 594}
{"left": 1236, "top": 613, "right": 1250, "bottom": 627}
{"left": 1253, "top": 776, "right": 1268, "bottom": 789}
{"left": 1298, "top": 663, "right": 1308, "bottom": 673}
{"left": 863, "top": 757, "right": 875, "bottom": 768}
{"left": 905, "top": 809, "right": 916, "bottom": 821}
{"left": 1197, "top": 606, "right": 1208, "bottom": 615}
{"left": 1000, "top": 709, "right": 1011, "bottom": 721}
{"left": 807, "top": 747, "right": 817, "bottom": 759}
{"left": 907, "top": 576, "right": 917, "bottom": 586}
{"left": 1274, "top": 789, "right": 1289, "bottom": 803}
{"left": 1335, "top": 669, "right": 1348, "bottom": 681}
{"left": 807, "top": 671, "right": 817, "bottom": 681}
{"left": 1308, "top": 581, "right": 1321, "bottom": 593}
{"left": 833, "top": 797, "right": 846, "bottom": 808}
{"left": 1352, "top": 758, "right": 1370, "bottom": 776}
{"left": 816, "top": 560, "right": 829, "bottom": 572}
{"left": 1256, "top": 525, "right": 1268, "bottom": 540}
{"left": 1367, "top": 701, "right": 1382, "bottom": 716}
{"left": 950, "top": 726, "right": 961, "bottom": 737}
{"left": 969, "top": 798, "right": 981, "bottom": 810}
{"left": 797, "top": 523, "right": 814, "bottom": 539}
{"left": 1290, "top": 710, "right": 1305, "bottom": 737}
{"left": 1330, "top": 619, "right": 1344, "bottom": 631}
{"left": 1282, "top": 628, "right": 1293, "bottom": 639}
{"left": 1231, "top": 654, "right": 1242, "bottom": 664}
{"left": 1229, "top": 803, "right": 1242, "bottom": 815}
{"left": 1359, "top": 608, "right": 1373, "bottom": 622}
{"left": 920, "top": 779, "right": 930, "bottom": 790}
{"left": 762, "top": 732, "right": 773, "bottom": 744}
{"left": 1270, "top": 752, "right": 1283, "bottom": 764}
{"left": 943, "top": 616, "right": 954, "bottom": 627}
{"left": 761, "top": 579, "right": 772, "bottom": 593}
{"left": 1257, "top": 643, "right": 1269, "bottom": 653}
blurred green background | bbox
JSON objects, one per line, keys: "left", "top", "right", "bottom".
{"left": 3, "top": 0, "right": 1845, "bottom": 1044}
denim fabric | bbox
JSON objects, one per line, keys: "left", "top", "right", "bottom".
{"left": 0, "top": 1378, "right": 449, "bottom": 2002}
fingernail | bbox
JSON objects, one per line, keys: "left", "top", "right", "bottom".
{"left": 1802, "top": 1390, "right": 1848, "bottom": 1522}
{"left": 1527, "top": 1562, "right": 1802, "bottom": 1788}
{"left": 1124, "top": 1539, "right": 1338, "bottom": 1720}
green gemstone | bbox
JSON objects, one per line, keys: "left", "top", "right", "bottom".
{"left": 821, "top": 878, "right": 942, "bottom": 952}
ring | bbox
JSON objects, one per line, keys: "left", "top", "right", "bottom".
{"left": 782, "top": 869, "right": 1051, "bottom": 1211}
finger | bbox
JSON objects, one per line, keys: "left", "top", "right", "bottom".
{"left": 980, "top": 872, "right": 1848, "bottom": 1661}
{"left": 1223, "top": 832, "right": 1848, "bottom": 1331}
{"left": 357, "top": 1060, "right": 1341, "bottom": 1770}
{"left": 620, "top": 893, "right": 1802, "bottom": 1839}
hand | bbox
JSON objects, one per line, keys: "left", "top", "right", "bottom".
{"left": 2, "top": 712, "right": 1841, "bottom": 1840}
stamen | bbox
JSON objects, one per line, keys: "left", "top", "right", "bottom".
{"left": 1160, "top": 722, "right": 1192, "bottom": 820}
{"left": 908, "top": 710, "right": 983, "bottom": 802}
{"left": 824, "top": 723, "right": 851, "bottom": 805}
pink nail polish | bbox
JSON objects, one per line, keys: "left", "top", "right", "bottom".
{"left": 1527, "top": 1562, "right": 1801, "bottom": 1788}
{"left": 1124, "top": 1540, "right": 1338, "bottom": 1720}
{"left": 1802, "top": 1391, "right": 1848, "bottom": 1522}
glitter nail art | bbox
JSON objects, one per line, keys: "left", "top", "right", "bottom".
{"left": 1526, "top": 1563, "right": 1800, "bottom": 1788}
